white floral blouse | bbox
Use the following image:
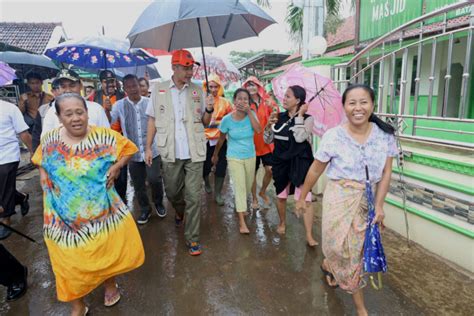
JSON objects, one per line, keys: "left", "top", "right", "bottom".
{"left": 315, "top": 123, "right": 398, "bottom": 184}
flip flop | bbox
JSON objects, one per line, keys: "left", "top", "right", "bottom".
{"left": 104, "top": 284, "right": 121, "bottom": 307}
{"left": 83, "top": 306, "right": 89, "bottom": 315}
{"left": 320, "top": 265, "right": 338, "bottom": 288}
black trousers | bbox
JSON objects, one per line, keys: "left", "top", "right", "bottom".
{"left": 128, "top": 157, "right": 164, "bottom": 214}
{"left": 115, "top": 166, "right": 128, "bottom": 204}
{"left": 0, "top": 161, "right": 19, "bottom": 218}
{"left": 0, "top": 245, "right": 25, "bottom": 287}
{"left": 203, "top": 141, "right": 227, "bottom": 178}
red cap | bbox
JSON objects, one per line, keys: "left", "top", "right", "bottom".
{"left": 171, "top": 49, "right": 200, "bottom": 66}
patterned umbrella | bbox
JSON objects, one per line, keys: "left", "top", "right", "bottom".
{"left": 362, "top": 166, "right": 388, "bottom": 290}
{"left": 193, "top": 55, "right": 240, "bottom": 85}
{"left": 272, "top": 64, "right": 345, "bottom": 136}
{"left": 44, "top": 36, "right": 157, "bottom": 69}
{"left": 0, "top": 61, "right": 17, "bottom": 86}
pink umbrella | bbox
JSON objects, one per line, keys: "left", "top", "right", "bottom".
{"left": 193, "top": 55, "right": 241, "bottom": 85}
{"left": 0, "top": 61, "right": 17, "bottom": 86}
{"left": 272, "top": 63, "right": 345, "bottom": 136}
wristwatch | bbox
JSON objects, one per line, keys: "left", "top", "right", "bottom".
{"left": 205, "top": 107, "right": 214, "bottom": 114}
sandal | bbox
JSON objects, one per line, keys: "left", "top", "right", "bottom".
{"left": 320, "top": 265, "right": 338, "bottom": 288}
{"left": 83, "top": 306, "right": 89, "bottom": 315}
{"left": 104, "top": 283, "right": 121, "bottom": 307}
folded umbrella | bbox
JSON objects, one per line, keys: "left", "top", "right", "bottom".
{"left": 0, "top": 222, "right": 36, "bottom": 243}
{"left": 362, "top": 166, "right": 388, "bottom": 290}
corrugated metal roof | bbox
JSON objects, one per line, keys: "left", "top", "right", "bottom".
{"left": 0, "top": 22, "right": 63, "bottom": 54}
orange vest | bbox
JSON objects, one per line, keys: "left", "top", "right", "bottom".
{"left": 205, "top": 96, "right": 233, "bottom": 140}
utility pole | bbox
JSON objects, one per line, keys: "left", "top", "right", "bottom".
{"left": 298, "top": 0, "right": 325, "bottom": 61}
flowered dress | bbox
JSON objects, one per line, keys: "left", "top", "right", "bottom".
{"left": 32, "top": 126, "right": 145, "bottom": 302}
{"left": 315, "top": 123, "right": 397, "bottom": 293}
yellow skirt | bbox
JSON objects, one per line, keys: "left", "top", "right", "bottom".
{"left": 45, "top": 213, "right": 145, "bottom": 302}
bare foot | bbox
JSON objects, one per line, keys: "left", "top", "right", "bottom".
{"left": 71, "top": 305, "right": 88, "bottom": 316}
{"left": 258, "top": 191, "right": 270, "bottom": 206}
{"left": 356, "top": 308, "right": 368, "bottom": 316}
{"left": 251, "top": 201, "right": 259, "bottom": 210}
{"left": 276, "top": 224, "right": 286, "bottom": 235}
{"left": 306, "top": 237, "right": 319, "bottom": 247}
{"left": 321, "top": 260, "right": 338, "bottom": 287}
{"left": 239, "top": 226, "right": 250, "bottom": 234}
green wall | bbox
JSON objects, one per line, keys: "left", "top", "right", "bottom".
{"left": 383, "top": 95, "right": 474, "bottom": 143}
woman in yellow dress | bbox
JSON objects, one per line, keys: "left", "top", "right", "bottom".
{"left": 32, "top": 93, "right": 145, "bottom": 315}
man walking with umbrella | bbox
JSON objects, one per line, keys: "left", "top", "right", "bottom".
{"left": 145, "top": 49, "right": 213, "bottom": 256}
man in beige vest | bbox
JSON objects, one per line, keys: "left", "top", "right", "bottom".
{"left": 145, "top": 49, "right": 213, "bottom": 256}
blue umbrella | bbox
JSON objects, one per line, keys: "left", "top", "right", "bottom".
{"left": 44, "top": 36, "right": 157, "bottom": 70}
{"left": 363, "top": 166, "right": 388, "bottom": 290}
{"left": 127, "top": 0, "right": 275, "bottom": 91}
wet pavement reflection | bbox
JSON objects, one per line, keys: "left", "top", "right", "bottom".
{"left": 1, "top": 169, "right": 472, "bottom": 315}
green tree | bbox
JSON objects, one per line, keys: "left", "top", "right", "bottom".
{"left": 282, "top": 0, "right": 350, "bottom": 47}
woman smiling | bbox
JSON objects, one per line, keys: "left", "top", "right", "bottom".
{"left": 296, "top": 84, "right": 397, "bottom": 315}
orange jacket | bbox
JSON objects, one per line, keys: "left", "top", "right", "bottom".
{"left": 203, "top": 75, "right": 233, "bottom": 140}
{"left": 243, "top": 76, "right": 278, "bottom": 156}
{"left": 205, "top": 96, "right": 233, "bottom": 140}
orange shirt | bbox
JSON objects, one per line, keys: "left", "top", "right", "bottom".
{"left": 205, "top": 96, "right": 233, "bottom": 140}
{"left": 250, "top": 96, "right": 278, "bottom": 156}
{"left": 102, "top": 94, "right": 121, "bottom": 132}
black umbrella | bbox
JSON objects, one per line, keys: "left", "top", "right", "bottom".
{"left": 0, "top": 51, "right": 59, "bottom": 80}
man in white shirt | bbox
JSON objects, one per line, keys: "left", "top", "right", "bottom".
{"left": 41, "top": 69, "right": 110, "bottom": 137}
{"left": 0, "top": 100, "right": 33, "bottom": 240}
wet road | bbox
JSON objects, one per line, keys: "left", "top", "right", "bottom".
{"left": 1, "top": 167, "right": 473, "bottom": 315}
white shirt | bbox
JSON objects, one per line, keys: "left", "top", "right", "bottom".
{"left": 38, "top": 102, "right": 54, "bottom": 126}
{"left": 0, "top": 100, "right": 29, "bottom": 164}
{"left": 147, "top": 81, "right": 193, "bottom": 160}
{"left": 41, "top": 99, "right": 110, "bottom": 137}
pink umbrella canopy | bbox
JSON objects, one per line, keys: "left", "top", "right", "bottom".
{"left": 272, "top": 64, "right": 345, "bottom": 136}
{"left": 0, "top": 61, "right": 17, "bottom": 86}
{"left": 193, "top": 55, "right": 241, "bottom": 86}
